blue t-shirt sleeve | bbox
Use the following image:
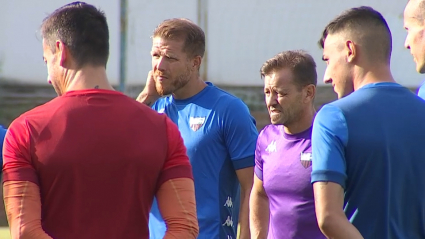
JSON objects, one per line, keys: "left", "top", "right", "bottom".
{"left": 223, "top": 99, "right": 258, "bottom": 170}
{"left": 311, "top": 104, "right": 348, "bottom": 188}
{"left": 417, "top": 82, "right": 425, "bottom": 100}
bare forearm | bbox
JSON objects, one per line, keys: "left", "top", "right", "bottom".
{"left": 136, "top": 87, "right": 159, "bottom": 107}
{"left": 238, "top": 189, "right": 251, "bottom": 239}
{"left": 249, "top": 192, "right": 269, "bottom": 239}
{"left": 319, "top": 215, "right": 363, "bottom": 239}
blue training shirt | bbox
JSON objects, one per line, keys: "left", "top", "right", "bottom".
{"left": 311, "top": 82, "right": 425, "bottom": 239}
{"left": 0, "top": 125, "right": 6, "bottom": 176}
{"left": 417, "top": 80, "right": 425, "bottom": 100}
{"left": 149, "top": 82, "right": 258, "bottom": 239}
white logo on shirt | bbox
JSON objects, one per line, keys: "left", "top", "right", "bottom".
{"left": 224, "top": 196, "right": 233, "bottom": 208}
{"left": 227, "top": 236, "right": 233, "bottom": 239}
{"left": 157, "top": 108, "right": 165, "bottom": 114}
{"left": 300, "top": 152, "right": 312, "bottom": 168}
{"left": 222, "top": 216, "right": 234, "bottom": 227}
{"left": 189, "top": 117, "right": 206, "bottom": 132}
{"left": 265, "top": 140, "right": 277, "bottom": 153}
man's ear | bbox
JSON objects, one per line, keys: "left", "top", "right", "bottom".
{"left": 192, "top": 55, "right": 202, "bottom": 71}
{"left": 303, "top": 84, "right": 316, "bottom": 104}
{"left": 56, "top": 40, "right": 68, "bottom": 66}
{"left": 345, "top": 40, "right": 356, "bottom": 63}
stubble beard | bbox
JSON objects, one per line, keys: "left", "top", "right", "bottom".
{"left": 155, "top": 67, "right": 192, "bottom": 96}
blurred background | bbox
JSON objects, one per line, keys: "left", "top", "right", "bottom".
{"left": 0, "top": 0, "right": 420, "bottom": 237}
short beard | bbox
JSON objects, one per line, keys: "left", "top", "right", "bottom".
{"left": 156, "top": 66, "right": 192, "bottom": 96}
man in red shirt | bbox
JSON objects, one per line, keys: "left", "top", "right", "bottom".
{"left": 2, "top": 2, "right": 198, "bottom": 239}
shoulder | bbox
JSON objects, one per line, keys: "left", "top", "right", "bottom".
{"left": 152, "top": 95, "right": 173, "bottom": 112}
{"left": 313, "top": 104, "right": 348, "bottom": 145}
{"left": 209, "top": 87, "right": 250, "bottom": 114}
{"left": 257, "top": 124, "right": 279, "bottom": 145}
{"left": 0, "top": 125, "right": 6, "bottom": 142}
{"left": 12, "top": 98, "right": 60, "bottom": 126}
{"left": 258, "top": 124, "right": 276, "bottom": 137}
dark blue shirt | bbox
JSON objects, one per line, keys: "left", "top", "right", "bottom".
{"left": 312, "top": 83, "right": 425, "bottom": 239}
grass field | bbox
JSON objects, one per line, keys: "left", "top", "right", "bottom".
{"left": 0, "top": 227, "right": 10, "bottom": 239}
{"left": 0, "top": 226, "right": 238, "bottom": 239}
{"left": 0, "top": 226, "right": 237, "bottom": 239}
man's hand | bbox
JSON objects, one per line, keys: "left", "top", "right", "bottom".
{"left": 136, "top": 71, "right": 160, "bottom": 106}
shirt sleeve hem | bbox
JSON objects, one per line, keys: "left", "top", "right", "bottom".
{"left": 2, "top": 168, "right": 39, "bottom": 185}
{"left": 254, "top": 166, "right": 263, "bottom": 181}
{"left": 157, "top": 165, "right": 193, "bottom": 189}
{"left": 232, "top": 156, "right": 255, "bottom": 170}
{"left": 311, "top": 170, "right": 346, "bottom": 189}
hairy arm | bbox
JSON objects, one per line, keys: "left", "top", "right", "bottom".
{"left": 249, "top": 175, "right": 269, "bottom": 239}
{"left": 136, "top": 71, "right": 160, "bottom": 106}
{"left": 4, "top": 181, "right": 53, "bottom": 239}
{"left": 236, "top": 167, "right": 254, "bottom": 239}
{"left": 313, "top": 182, "right": 363, "bottom": 239}
{"left": 157, "top": 178, "right": 199, "bottom": 239}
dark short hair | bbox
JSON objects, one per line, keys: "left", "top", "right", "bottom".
{"left": 319, "top": 6, "right": 392, "bottom": 62}
{"left": 41, "top": 2, "right": 109, "bottom": 68}
{"left": 260, "top": 50, "right": 317, "bottom": 89}
{"left": 153, "top": 18, "right": 205, "bottom": 58}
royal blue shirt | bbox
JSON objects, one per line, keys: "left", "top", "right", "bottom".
{"left": 312, "top": 82, "right": 425, "bottom": 239}
{"left": 0, "top": 125, "right": 7, "bottom": 175}
{"left": 149, "top": 82, "right": 258, "bottom": 239}
{"left": 417, "top": 80, "right": 425, "bottom": 100}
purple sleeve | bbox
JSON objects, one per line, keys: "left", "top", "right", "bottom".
{"left": 254, "top": 136, "right": 263, "bottom": 180}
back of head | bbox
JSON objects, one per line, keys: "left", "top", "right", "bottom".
{"left": 319, "top": 6, "right": 392, "bottom": 64}
{"left": 260, "top": 50, "right": 317, "bottom": 89}
{"left": 41, "top": 1, "right": 109, "bottom": 68}
{"left": 153, "top": 18, "right": 205, "bottom": 58}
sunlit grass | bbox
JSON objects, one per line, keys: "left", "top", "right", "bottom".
{"left": 0, "top": 227, "right": 10, "bottom": 239}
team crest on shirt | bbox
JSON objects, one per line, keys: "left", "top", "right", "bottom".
{"left": 300, "top": 152, "right": 312, "bottom": 168}
{"left": 189, "top": 117, "right": 206, "bottom": 131}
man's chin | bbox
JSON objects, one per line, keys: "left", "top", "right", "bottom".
{"left": 418, "top": 64, "right": 425, "bottom": 74}
{"left": 156, "top": 87, "right": 172, "bottom": 97}
{"left": 270, "top": 117, "right": 283, "bottom": 125}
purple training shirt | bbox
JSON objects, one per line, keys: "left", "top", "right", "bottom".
{"left": 255, "top": 125, "right": 325, "bottom": 239}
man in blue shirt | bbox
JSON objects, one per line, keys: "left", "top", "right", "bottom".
{"left": 312, "top": 6, "right": 425, "bottom": 239}
{"left": 0, "top": 125, "right": 6, "bottom": 173}
{"left": 404, "top": 0, "right": 425, "bottom": 99}
{"left": 137, "top": 18, "right": 257, "bottom": 239}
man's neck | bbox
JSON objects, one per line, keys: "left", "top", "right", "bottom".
{"left": 353, "top": 63, "right": 395, "bottom": 91}
{"left": 64, "top": 66, "right": 114, "bottom": 93}
{"left": 173, "top": 76, "right": 207, "bottom": 100}
{"left": 283, "top": 107, "right": 316, "bottom": 135}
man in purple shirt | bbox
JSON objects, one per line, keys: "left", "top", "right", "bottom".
{"left": 249, "top": 50, "right": 325, "bottom": 239}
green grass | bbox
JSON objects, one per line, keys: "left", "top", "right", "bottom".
{"left": 0, "top": 226, "right": 237, "bottom": 238}
{"left": 0, "top": 227, "right": 10, "bottom": 239}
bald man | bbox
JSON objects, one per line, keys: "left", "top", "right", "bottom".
{"left": 312, "top": 6, "right": 425, "bottom": 239}
{"left": 404, "top": 0, "right": 425, "bottom": 99}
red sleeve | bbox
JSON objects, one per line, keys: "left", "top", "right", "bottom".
{"left": 2, "top": 118, "right": 39, "bottom": 185}
{"left": 157, "top": 118, "right": 193, "bottom": 187}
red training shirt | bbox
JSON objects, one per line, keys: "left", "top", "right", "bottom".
{"left": 2, "top": 89, "right": 193, "bottom": 239}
